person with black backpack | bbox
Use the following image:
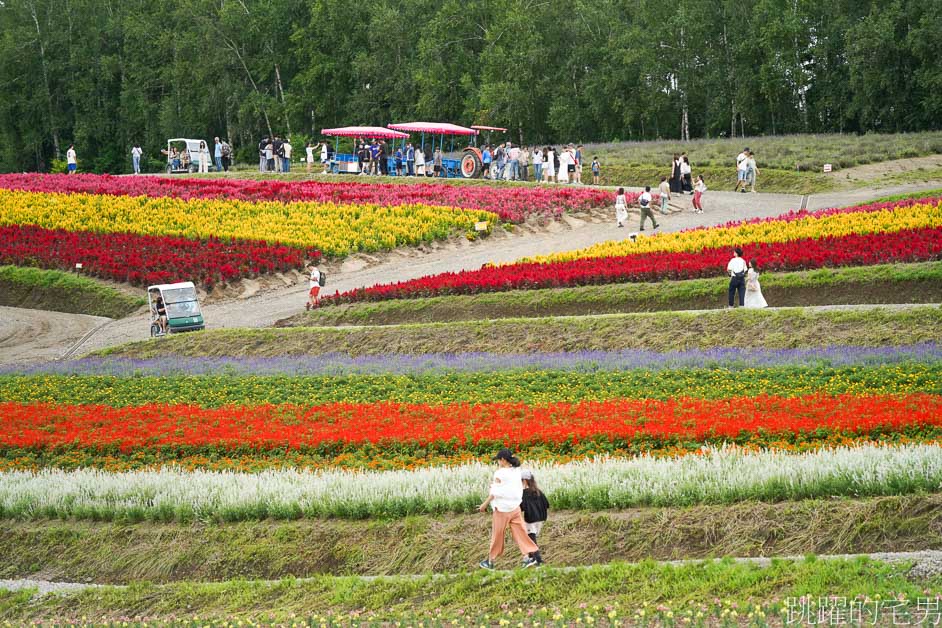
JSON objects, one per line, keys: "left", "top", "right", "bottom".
{"left": 520, "top": 469, "right": 548, "bottom": 566}
{"left": 727, "top": 247, "right": 748, "bottom": 308}
{"left": 306, "top": 264, "right": 325, "bottom": 311}
{"left": 220, "top": 140, "right": 232, "bottom": 172}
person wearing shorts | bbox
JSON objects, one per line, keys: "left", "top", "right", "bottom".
{"left": 66, "top": 145, "right": 77, "bottom": 173}
{"left": 306, "top": 265, "right": 321, "bottom": 310}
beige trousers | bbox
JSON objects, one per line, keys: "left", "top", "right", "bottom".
{"left": 489, "top": 507, "right": 538, "bottom": 560}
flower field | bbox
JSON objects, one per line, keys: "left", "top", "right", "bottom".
{"left": 322, "top": 196, "right": 942, "bottom": 303}
{"left": 0, "top": 173, "right": 617, "bottom": 223}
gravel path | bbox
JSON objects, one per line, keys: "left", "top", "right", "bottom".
{"left": 3, "top": 550, "right": 942, "bottom": 596}
{"left": 0, "top": 182, "right": 938, "bottom": 365}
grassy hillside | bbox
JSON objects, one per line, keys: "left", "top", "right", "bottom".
{"left": 99, "top": 306, "right": 942, "bottom": 358}
{"left": 0, "top": 266, "right": 144, "bottom": 318}
{"left": 291, "top": 263, "right": 942, "bottom": 326}
{"left": 0, "top": 496, "right": 937, "bottom": 584}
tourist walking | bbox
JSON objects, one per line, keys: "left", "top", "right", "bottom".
{"left": 220, "top": 140, "right": 232, "bottom": 171}
{"left": 214, "top": 137, "right": 223, "bottom": 172}
{"left": 744, "top": 260, "right": 768, "bottom": 308}
{"left": 321, "top": 142, "right": 330, "bottom": 173}
{"left": 131, "top": 144, "right": 143, "bottom": 174}
{"left": 258, "top": 137, "right": 269, "bottom": 172}
{"left": 692, "top": 175, "right": 706, "bottom": 213}
{"left": 281, "top": 138, "right": 292, "bottom": 173}
{"left": 305, "top": 143, "right": 314, "bottom": 173}
{"left": 306, "top": 264, "right": 322, "bottom": 311}
{"left": 734, "top": 147, "right": 749, "bottom": 192}
{"left": 482, "top": 145, "right": 492, "bottom": 179}
{"left": 727, "top": 248, "right": 748, "bottom": 307}
{"left": 66, "top": 145, "right": 77, "bottom": 174}
{"left": 494, "top": 144, "right": 506, "bottom": 180}
{"left": 615, "top": 187, "right": 629, "bottom": 228}
{"left": 670, "top": 153, "right": 682, "bottom": 193}
{"left": 478, "top": 449, "right": 540, "bottom": 570}
{"left": 639, "top": 186, "right": 659, "bottom": 231}
{"left": 198, "top": 141, "right": 210, "bottom": 173}
{"left": 520, "top": 469, "right": 548, "bottom": 566}
{"left": 658, "top": 176, "right": 672, "bottom": 214}
{"left": 681, "top": 155, "right": 693, "bottom": 193}
{"left": 745, "top": 151, "right": 759, "bottom": 193}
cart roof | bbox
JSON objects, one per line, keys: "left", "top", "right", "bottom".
{"left": 471, "top": 125, "right": 508, "bottom": 132}
{"left": 321, "top": 126, "right": 409, "bottom": 139}
{"left": 167, "top": 138, "right": 205, "bottom": 144}
{"left": 147, "top": 281, "right": 197, "bottom": 292}
{"left": 388, "top": 122, "right": 479, "bottom": 136}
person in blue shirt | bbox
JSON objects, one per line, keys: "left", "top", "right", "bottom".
{"left": 482, "top": 146, "right": 492, "bottom": 179}
{"left": 406, "top": 144, "right": 415, "bottom": 176}
{"left": 395, "top": 147, "right": 403, "bottom": 176}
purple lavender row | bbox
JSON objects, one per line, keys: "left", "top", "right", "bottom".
{"left": 2, "top": 343, "right": 939, "bottom": 376}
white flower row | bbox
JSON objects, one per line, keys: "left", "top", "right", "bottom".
{"left": 1, "top": 444, "right": 941, "bottom": 521}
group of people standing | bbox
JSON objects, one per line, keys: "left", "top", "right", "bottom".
{"left": 258, "top": 136, "right": 293, "bottom": 173}
{"left": 482, "top": 143, "right": 600, "bottom": 185}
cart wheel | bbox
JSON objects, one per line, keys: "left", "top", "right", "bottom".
{"left": 150, "top": 323, "right": 161, "bottom": 338}
{"left": 331, "top": 163, "right": 340, "bottom": 175}
{"left": 460, "top": 153, "right": 482, "bottom": 179}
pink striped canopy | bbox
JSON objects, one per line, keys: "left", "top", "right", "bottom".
{"left": 321, "top": 126, "right": 409, "bottom": 139}
{"left": 388, "top": 122, "right": 479, "bottom": 136}
{"left": 471, "top": 125, "right": 508, "bottom": 132}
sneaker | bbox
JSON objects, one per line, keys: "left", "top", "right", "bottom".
{"left": 653, "top": 224, "right": 660, "bottom": 230}
{"left": 479, "top": 559, "right": 495, "bottom": 570}
{"left": 522, "top": 556, "right": 539, "bottom": 569}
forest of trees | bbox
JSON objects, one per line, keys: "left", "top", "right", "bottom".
{"left": 2, "top": 0, "right": 940, "bottom": 173}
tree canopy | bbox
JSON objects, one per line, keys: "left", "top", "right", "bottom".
{"left": 1, "top": 0, "right": 939, "bottom": 173}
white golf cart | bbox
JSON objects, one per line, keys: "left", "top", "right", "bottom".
{"left": 164, "top": 138, "right": 210, "bottom": 174}
{"left": 147, "top": 281, "right": 205, "bottom": 337}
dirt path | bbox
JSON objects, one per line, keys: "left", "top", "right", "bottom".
{"left": 0, "top": 182, "right": 936, "bottom": 365}
{"left": 0, "top": 306, "right": 110, "bottom": 365}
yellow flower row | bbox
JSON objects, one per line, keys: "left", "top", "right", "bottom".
{"left": 519, "top": 200, "right": 942, "bottom": 263}
{"left": 0, "top": 189, "right": 496, "bottom": 256}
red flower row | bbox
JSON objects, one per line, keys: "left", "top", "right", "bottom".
{"left": 3, "top": 395, "right": 939, "bottom": 452}
{"left": 323, "top": 226, "right": 942, "bottom": 304}
{"left": 0, "top": 225, "right": 319, "bottom": 289}
{"left": 0, "top": 173, "right": 620, "bottom": 223}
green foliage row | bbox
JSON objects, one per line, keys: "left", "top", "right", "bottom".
{"left": 2, "top": 364, "right": 939, "bottom": 405}
{"left": 0, "top": 266, "right": 144, "bottom": 318}
{"left": 3, "top": 0, "right": 942, "bottom": 173}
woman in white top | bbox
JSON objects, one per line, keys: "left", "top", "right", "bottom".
{"left": 680, "top": 156, "right": 692, "bottom": 193}
{"left": 544, "top": 147, "right": 555, "bottom": 183}
{"left": 532, "top": 148, "right": 543, "bottom": 183}
{"left": 320, "top": 143, "right": 330, "bottom": 174}
{"left": 744, "top": 260, "right": 768, "bottom": 309}
{"left": 198, "top": 141, "right": 210, "bottom": 173}
{"left": 415, "top": 146, "right": 426, "bottom": 176}
{"left": 305, "top": 143, "right": 315, "bottom": 173}
{"left": 615, "top": 187, "right": 629, "bottom": 228}
{"left": 478, "top": 448, "right": 540, "bottom": 570}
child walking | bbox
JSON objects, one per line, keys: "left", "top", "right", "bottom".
{"left": 478, "top": 448, "right": 540, "bottom": 570}
{"left": 614, "top": 187, "right": 629, "bottom": 228}
{"left": 692, "top": 175, "right": 706, "bottom": 214}
{"left": 520, "top": 470, "right": 548, "bottom": 565}
{"left": 591, "top": 157, "right": 601, "bottom": 185}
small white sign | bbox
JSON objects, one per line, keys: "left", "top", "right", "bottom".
{"left": 75, "top": 263, "right": 83, "bottom": 270}
{"left": 474, "top": 221, "right": 489, "bottom": 232}
{"left": 823, "top": 163, "right": 832, "bottom": 173}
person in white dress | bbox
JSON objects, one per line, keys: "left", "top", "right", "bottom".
{"left": 557, "top": 148, "right": 571, "bottom": 183}
{"left": 544, "top": 147, "right": 555, "bottom": 183}
{"left": 415, "top": 146, "right": 426, "bottom": 176}
{"left": 614, "top": 187, "right": 629, "bottom": 228}
{"left": 744, "top": 260, "right": 768, "bottom": 309}
{"left": 198, "top": 141, "right": 210, "bottom": 173}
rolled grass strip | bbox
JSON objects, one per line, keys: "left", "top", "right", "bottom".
{"left": 0, "top": 265, "right": 143, "bottom": 318}
{"left": 3, "top": 444, "right": 942, "bottom": 520}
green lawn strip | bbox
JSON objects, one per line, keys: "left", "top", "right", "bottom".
{"left": 870, "top": 188, "right": 942, "bottom": 204}
{"left": 0, "top": 496, "right": 939, "bottom": 584}
{"left": 1, "top": 556, "right": 936, "bottom": 625}
{"left": 0, "top": 265, "right": 144, "bottom": 318}
{"left": 2, "top": 364, "right": 939, "bottom": 405}
{"left": 602, "top": 164, "right": 835, "bottom": 194}
{"left": 295, "top": 263, "right": 942, "bottom": 326}
{"left": 96, "top": 306, "right": 942, "bottom": 359}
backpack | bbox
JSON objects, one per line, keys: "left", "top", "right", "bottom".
{"left": 318, "top": 271, "right": 326, "bottom": 287}
{"left": 221, "top": 143, "right": 232, "bottom": 158}
{"left": 640, "top": 195, "right": 650, "bottom": 208}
